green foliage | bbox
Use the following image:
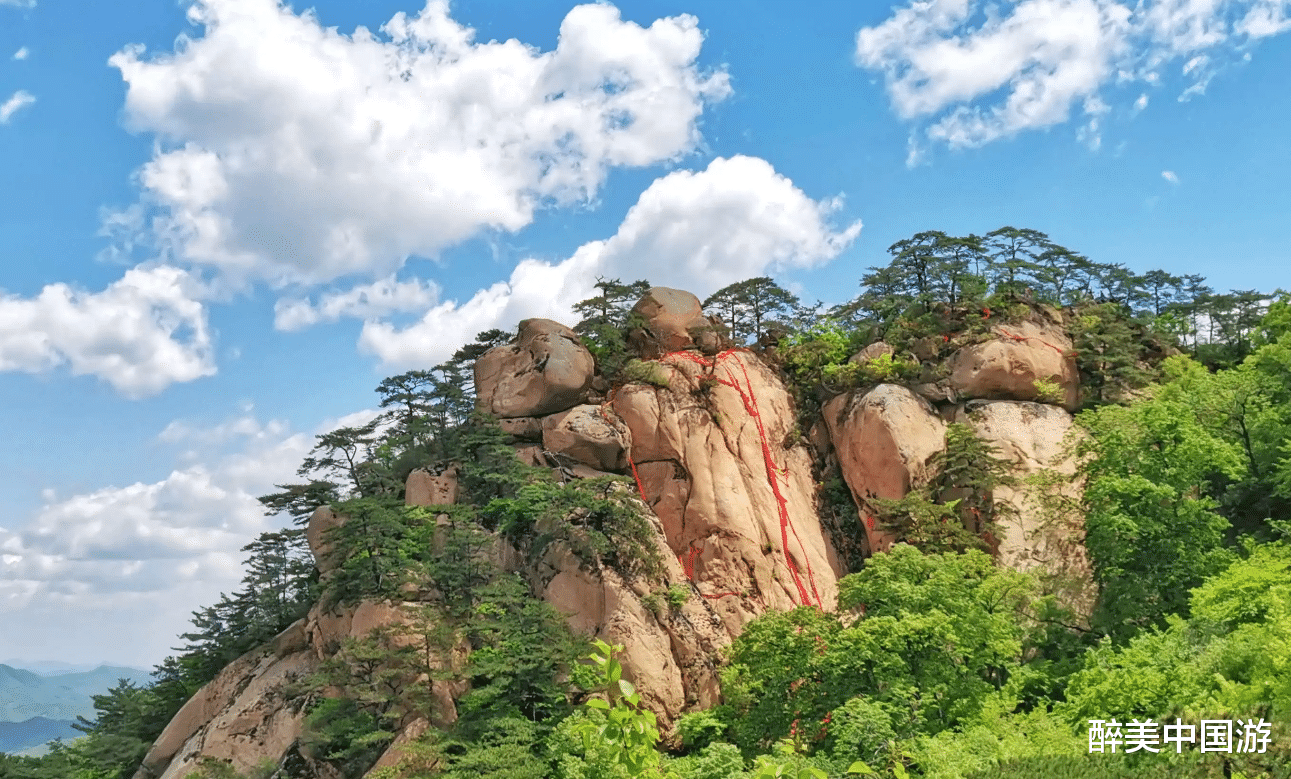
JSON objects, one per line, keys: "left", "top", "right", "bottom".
{"left": 573, "top": 277, "right": 652, "bottom": 377}
{"left": 1070, "top": 303, "right": 1156, "bottom": 405}
{"left": 676, "top": 710, "right": 729, "bottom": 753}
{"left": 665, "top": 584, "right": 690, "bottom": 609}
{"left": 325, "top": 497, "right": 430, "bottom": 603}
{"left": 723, "top": 547, "right": 1047, "bottom": 758}
{"left": 703, "top": 277, "right": 801, "bottom": 344}
{"left": 1032, "top": 378, "right": 1065, "bottom": 404}
{"left": 1075, "top": 389, "right": 1243, "bottom": 640}
{"left": 573, "top": 640, "right": 663, "bottom": 778}
{"left": 623, "top": 359, "right": 672, "bottom": 389}
{"left": 482, "top": 478, "right": 664, "bottom": 580}
{"left": 302, "top": 696, "right": 395, "bottom": 775}
{"left": 868, "top": 423, "right": 1016, "bottom": 554}
{"left": 188, "top": 756, "right": 279, "bottom": 779}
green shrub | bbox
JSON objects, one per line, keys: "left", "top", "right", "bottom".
{"left": 623, "top": 359, "right": 672, "bottom": 388}
{"left": 1033, "top": 378, "right": 1065, "bottom": 404}
{"left": 666, "top": 584, "right": 691, "bottom": 609}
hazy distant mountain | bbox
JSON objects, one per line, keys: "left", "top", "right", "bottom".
{"left": 0, "top": 663, "right": 153, "bottom": 723}
{"left": 0, "top": 717, "right": 82, "bottom": 754}
{"left": 1, "top": 659, "right": 144, "bottom": 677}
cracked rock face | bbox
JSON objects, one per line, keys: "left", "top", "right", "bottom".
{"left": 474, "top": 318, "right": 595, "bottom": 418}
{"left": 610, "top": 350, "right": 844, "bottom": 631}
{"left": 541, "top": 404, "right": 630, "bottom": 471}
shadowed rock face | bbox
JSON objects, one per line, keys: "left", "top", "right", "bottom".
{"left": 948, "top": 320, "right": 1080, "bottom": 410}
{"left": 474, "top": 319, "right": 595, "bottom": 418}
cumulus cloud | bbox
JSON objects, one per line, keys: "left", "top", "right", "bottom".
{"left": 856, "top": 0, "right": 1291, "bottom": 155}
{"left": 359, "top": 154, "right": 862, "bottom": 368}
{"left": 12, "top": 47, "right": 28, "bottom": 60}
{"left": 0, "top": 90, "right": 35, "bottom": 123}
{"left": 1162, "top": 169, "right": 1180, "bottom": 183}
{"left": 274, "top": 275, "right": 439, "bottom": 331}
{"left": 0, "top": 265, "right": 215, "bottom": 397}
{"left": 0, "top": 406, "right": 381, "bottom": 665}
{"left": 106, "top": 0, "right": 730, "bottom": 288}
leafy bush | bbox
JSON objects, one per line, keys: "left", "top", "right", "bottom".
{"left": 483, "top": 478, "right": 664, "bottom": 580}
{"left": 1032, "top": 378, "right": 1065, "bottom": 404}
{"left": 623, "top": 359, "right": 672, "bottom": 389}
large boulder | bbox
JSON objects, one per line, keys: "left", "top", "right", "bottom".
{"left": 306, "top": 506, "right": 346, "bottom": 575}
{"left": 542, "top": 404, "right": 630, "bottom": 471}
{"left": 949, "top": 400, "right": 1095, "bottom": 617}
{"left": 475, "top": 319, "right": 595, "bottom": 418}
{"left": 406, "top": 465, "right": 459, "bottom": 507}
{"left": 628, "top": 287, "right": 720, "bottom": 357}
{"left": 823, "top": 384, "right": 947, "bottom": 554}
{"left": 948, "top": 320, "right": 1079, "bottom": 410}
{"left": 610, "top": 350, "right": 843, "bottom": 632}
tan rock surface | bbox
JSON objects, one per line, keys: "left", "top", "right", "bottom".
{"left": 849, "top": 341, "right": 894, "bottom": 365}
{"left": 948, "top": 320, "right": 1079, "bottom": 410}
{"left": 136, "top": 646, "right": 318, "bottom": 779}
{"left": 405, "top": 465, "right": 459, "bottom": 507}
{"left": 949, "top": 400, "right": 1095, "bottom": 616}
{"left": 542, "top": 404, "right": 630, "bottom": 471}
{"left": 498, "top": 416, "right": 544, "bottom": 441}
{"left": 365, "top": 718, "right": 434, "bottom": 777}
{"left": 306, "top": 505, "right": 346, "bottom": 575}
{"left": 610, "top": 350, "right": 843, "bottom": 630}
{"left": 823, "top": 384, "right": 947, "bottom": 554}
{"left": 628, "top": 287, "right": 716, "bottom": 356}
{"left": 537, "top": 535, "right": 727, "bottom": 722}
{"left": 475, "top": 318, "right": 594, "bottom": 418}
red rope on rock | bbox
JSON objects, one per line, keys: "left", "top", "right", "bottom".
{"left": 996, "top": 326, "right": 1068, "bottom": 357}
{"left": 599, "top": 348, "right": 822, "bottom": 609}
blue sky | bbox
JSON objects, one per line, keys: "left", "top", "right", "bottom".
{"left": 0, "top": 0, "right": 1288, "bottom": 669}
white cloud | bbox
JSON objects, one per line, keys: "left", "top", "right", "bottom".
{"left": 359, "top": 154, "right": 862, "bottom": 368}
{"left": 1133, "top": 92, "right": 1150, "bottom": 111}
{"left": 106, "top": 0, "right": 730, "bottom": 288}
{"left": 274, "top": 275, "right": 440, "bottom": 331}
{"left": 1162, "top": 169, "right": 1180, "bottom": 182}
{"left": 856, "top": 0, "right": 1291, "bottom": 153}
{"left": 0, "top": 407, "right": 383, "bottom": 665}
{"left": 0, "top": 0, "right": 36, "bottom": 8}
{"left": 12, "top": 47, "right": 28, "bottom": 60}
{"left": 0, "top": 90, "right": 35, "bottom": 123}
{"left": 1238, "top": 0, "right": 1291, "bottom": 37}
{"left": 0, "top": 265, "right": 215, "bottom": 397}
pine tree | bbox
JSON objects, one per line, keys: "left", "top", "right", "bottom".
{"left": 984, "top": 226, "right": 1052, "bottom": 296}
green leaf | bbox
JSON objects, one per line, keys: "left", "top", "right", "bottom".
{"left": 585, "top": 698, "right": 610, "bottom": 710}
{"left": 618, "top": 678, "right": 636, "bottom": 698}
{"left": 847, "top": 763, "right": 878, "bottom": 776}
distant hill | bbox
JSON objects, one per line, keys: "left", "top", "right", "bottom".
{"left": 0, "top": 663, "right": 153, "bottom": 723}
{"left": 0, "top": 717, "right": 81, "bottom": 754}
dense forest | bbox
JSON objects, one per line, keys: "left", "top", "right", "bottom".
{"left": 4, "top": 226, "right": 1290, "bottom": 779}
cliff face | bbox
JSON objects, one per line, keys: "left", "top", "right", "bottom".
{"left": 135, "top": 288, "right": 1094, "bottom": 779}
